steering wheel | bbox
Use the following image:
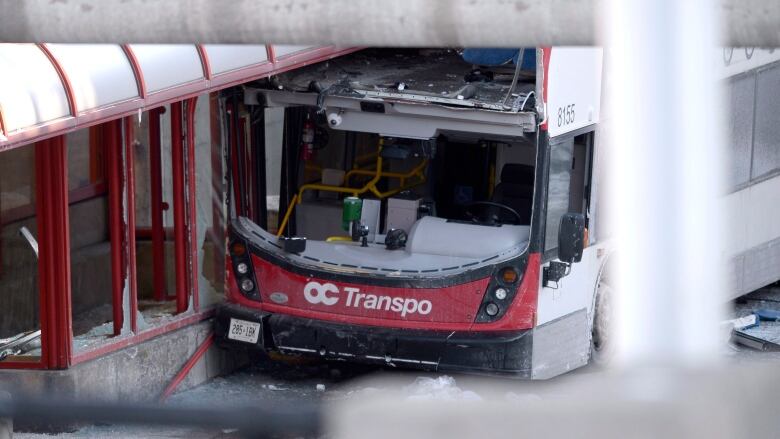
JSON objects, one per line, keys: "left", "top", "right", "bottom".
{"left": 465, "top": 201, "right": 522, "bottom": 226}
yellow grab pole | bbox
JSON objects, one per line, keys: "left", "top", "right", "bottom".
{"left": 276, "top": 193, "right": 299, "bottom": 237}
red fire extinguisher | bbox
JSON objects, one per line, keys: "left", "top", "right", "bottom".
{"left": 300, "top": 114, "right": 315, "bottom": 161}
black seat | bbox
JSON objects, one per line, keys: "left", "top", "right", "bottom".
{"left": 491, "top": 164, "right": 534, "bottom": 224}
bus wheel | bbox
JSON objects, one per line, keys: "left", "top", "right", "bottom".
{"left": 590, "top": 280, "right": 615, "bottom": 365}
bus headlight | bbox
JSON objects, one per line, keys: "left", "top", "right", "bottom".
{"left": 485, "top": 302, "right": 499, "bottom": 316}
{"left": 494, "top": 287, "right": 507, "bottom": 300}
{"left": 236, "top": 262, "right": 249, "bottom": 274}
{"left": 240, "top": 278, "right": 255, "bottom": 292}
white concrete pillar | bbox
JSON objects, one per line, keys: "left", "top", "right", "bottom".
{"left": 604, "top": 0, "right": 727, "bottom": 366}
{"left": 0, "top": 391, "right": 11, "bottom": 439}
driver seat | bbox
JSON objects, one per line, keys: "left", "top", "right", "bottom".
{"left": 491, "top": 164, "right": 534, "bottom": 225}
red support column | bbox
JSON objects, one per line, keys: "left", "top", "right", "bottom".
{"left": 0, "top": 102, "right": 7, "bottom": 137}
{"left": 35, "top": 135, "right": 73, "bottom": 369}
{"left": 185, "top": 97, "right": 200, "bottom": 311}
{"left": 124, "top": 117, "right": 139, "bottom": 333}
{"left": 266, "top": 45, "right": 277, "bottom": 63}
{"left": 171, "top": 102, "right": 189, "bottom": 314}
{"left": 105, "top": 121, "right": 125, "bottom": 336}
{"left": 148, "top": 107, "right": 167, "bottom": 302}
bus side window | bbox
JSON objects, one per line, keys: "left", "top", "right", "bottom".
{"left": 544, "top": 138, "right": 574, "bottom": 254}
{"left": 545, "top": 132, "right": 594, "bottom": 256}
{"left": 569, "top": 133, "right": 594, "bottom": 216}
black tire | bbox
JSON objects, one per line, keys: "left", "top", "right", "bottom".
{"left": 590, "top": 280, "right": 615, "bottom": 365}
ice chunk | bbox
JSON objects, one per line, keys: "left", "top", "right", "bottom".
{"left": 403, "top": 376, "right": 482, "bottom": 401}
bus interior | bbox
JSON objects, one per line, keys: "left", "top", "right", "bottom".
{"left": 239, "top": 48, "right": 547, "bottom": 278}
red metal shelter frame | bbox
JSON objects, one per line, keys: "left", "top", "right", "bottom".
{"left": 171, "top": 101, "right": 188, "bottom": 314}
{"left": 185, "top": 97, "right": 200, "bottom": 312}
{"left": 0, "top": 44, "right": 361, "bottom": 370}
{"left": 122, "top": 45, "right": 148, "bottom": 99}
{"left": 124, "top": 117, "right": 140, "bottom": 334}
{"left": 0, "top": 102, "right": 7, "bottom": 140}
{"left": 106, "top": 119, "right": 126, "bottom": 336}
{"left": 148, "top": 107, "right": 168, "bottom": 301}
{"left": 36, "top": 136, "right": 73, "bottom": 369}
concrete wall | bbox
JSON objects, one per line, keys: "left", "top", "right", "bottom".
{"left": 1, "top": 319, "right": 248, "bottom": 432}
{"left": 0, "top": 320, "right": 247, "bottom": 402}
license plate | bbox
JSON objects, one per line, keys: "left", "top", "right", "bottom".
{"left": 227, "top": 318, "right": 261, "bottom": 344}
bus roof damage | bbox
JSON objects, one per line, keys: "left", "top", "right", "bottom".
{"left": 245, "top": 48, "right": 538, "bottom": 139}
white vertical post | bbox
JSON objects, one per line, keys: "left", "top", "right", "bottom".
{"left": 605, "top": 0, "right": 726, "bottom": 366}
{"left": 0, "top": 391, "right": 10, "bottom": 439}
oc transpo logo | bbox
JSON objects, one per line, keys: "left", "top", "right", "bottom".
{"left": 302, "top": 281, "right": 432, "bottom": 317}
{"left": 303, "top": 281, "right": 340, "bottom": 306}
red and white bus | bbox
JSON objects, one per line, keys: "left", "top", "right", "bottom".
{"left": 215, "top": 47, "right": 611, "bottom": 378}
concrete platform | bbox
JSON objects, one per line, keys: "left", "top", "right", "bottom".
{"left": 0, "top": 319, "right": 247, "bottom": 403}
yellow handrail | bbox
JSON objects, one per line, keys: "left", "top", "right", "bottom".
{"left": 275, "top": 138, "right": 428, "bottom": 237}
{"left": 345, "top": 158, "right": 428, "bottom": 188}
{"left": 276, "top": 193, "right": 299, "bottom": 237}
{"left": 325, "top": 236, "right": 353, "bottom": 242}
{"left": 352, "top": 148, "right": 380, "bottom": 170}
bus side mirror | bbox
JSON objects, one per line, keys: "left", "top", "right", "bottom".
{"left": 558, "top": 213, "right": 586, "bottom": 264}
{"left": 543, "top": 213, "right": 587, "bottom": 288}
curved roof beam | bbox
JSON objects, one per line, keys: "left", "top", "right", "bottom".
{"left": 37, "top": 43, "right": 77, "bottom": 117}
{"left": 122, "top": 44, "right": 147, "bottom": 99}
{"left": 196, "top": 45, "right": 212, "bottom": 81}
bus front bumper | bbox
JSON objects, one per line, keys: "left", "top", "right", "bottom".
{"left": 215, "top": 302, "right": 533, "bottom": 377}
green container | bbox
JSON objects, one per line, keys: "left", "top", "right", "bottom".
{"left": 342, "top": 197, "right": 363, "bottom": 231}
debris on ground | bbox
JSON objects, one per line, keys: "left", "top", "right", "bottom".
{"left": 730, "top": 285, "right": 780, "bottom": 353}
{"left": 403, "top": 376, "right": 481, "bottom": 401}
{"left": 722, "top": 314, "right": 758, "bottom": 331}
{"left": 260, "top": 384, "right": 286, "bottom": 391}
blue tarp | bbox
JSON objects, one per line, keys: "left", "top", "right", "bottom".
{"left": 461, "top": 48, "right": 536, "bottom": 70}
